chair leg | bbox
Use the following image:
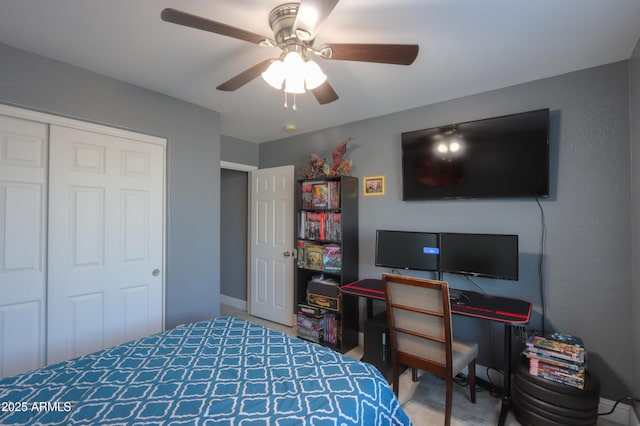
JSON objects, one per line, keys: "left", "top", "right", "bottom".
{"left": 392, "top": 360, "right": 399, "bottom": 396}
{"left": 412, "top": 367, "right": 418, "bottom": 382}
{"left": 444, "top": 374, "right": 453, "bottom": 426}
{"left": 469, "top": 360, "right": 477, "bottom": 404}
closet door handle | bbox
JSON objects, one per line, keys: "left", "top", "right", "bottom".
{"left": 152, "top": 269, "right": 160, "bottom": 277}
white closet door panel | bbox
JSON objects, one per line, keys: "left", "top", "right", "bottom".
{"left": 71, "top": 292, "right": 105, "bottom": 356}
{"left": 4, "top": 184, "right": 41, "bottom": 270}
{"left": 72, "top": 186, "right": 106, "bottom": 266}
{"left": 48, "top": 125, "right": 164, "bottom": 364}
{"left": 0, "top": 114, "right": 47, "bottom": 378}
{"left": 0, "top": 301, "right": 42, "bottom": 377}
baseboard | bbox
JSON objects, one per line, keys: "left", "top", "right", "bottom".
{"left": 629, "top": 404, "right": 639, "bottom": 426}
{"left": 598, "top": 398, "right": 632, "bottom": 426}
{"left": 219, "top": 294, "right": 247, "bottom": 311}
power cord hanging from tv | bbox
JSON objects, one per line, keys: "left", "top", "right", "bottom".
{"left": 536, "top": 197, "right": 547, "bottom": 336}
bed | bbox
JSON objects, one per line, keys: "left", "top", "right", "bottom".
{"left": 0, "top": 317, "right": 410, "bottom": 425}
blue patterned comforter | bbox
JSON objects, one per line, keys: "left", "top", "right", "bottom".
{"left": 0, "top": 317, "right": 410, "bottom": 425}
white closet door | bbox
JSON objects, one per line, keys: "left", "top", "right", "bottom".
{"left": 47, "top": 125, "right": 164, "bottom": 364}
{"left": 0, "top": 115, "right": 48, "bottom": 377}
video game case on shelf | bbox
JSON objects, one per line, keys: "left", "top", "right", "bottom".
{"left": 299, "top": 211, "right": 342, "bottom": 241}
{"left": 324, "top": 313, "right": 339, "bottom": 345}
{"left": 311, "top": 182, "right": 329, "bottom": 208}
{"left": 301, "top": 182, "right": 313, "bottom": 209}
{"left": 297, "top": 241, "right": 342, "bottom": 273}
{"left": 302, "top": 180, "right": 341, "bottom": 210}
{"left": 304, "top": 244, "right": 324, "bottom": 271}
{"left": 297, "top": 306, "right": 324, "bottom": 344}
{"left": 322, "top": 245, "right": 342, "bottom": 273}
{"left": 296, "top": 305, "right": 340, "bottom": 345}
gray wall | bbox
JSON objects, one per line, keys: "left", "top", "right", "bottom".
{"left": 260, "top": 61, "right": 633, "bottom": 400}
{"left": 0, "top": 43, "right": 221, "bottom": 329}
{"left": 222, "top": 134, "right": 259, "bottom": 167}
{"left": 630, "top": 38, "right": 640, "bottom": 419}
{"left": 220, "top": 169, "right": 249, "bottom": 301}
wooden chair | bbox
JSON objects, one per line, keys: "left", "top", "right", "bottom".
{"left": 383, "top": 274, "right": 478, "bottom": 426}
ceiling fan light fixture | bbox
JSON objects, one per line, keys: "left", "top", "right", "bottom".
{"left": 303, "top": 59, "right": 327, "bottom": 90}
{"left": 263, "top": 50, "right": 326, "bottom": 95}
{"left": 282, "top": 51, "right": 306, "bottom": 93}
{"left": 262, "top": 60, "right": 285, "bottom": 89}
{"left": 284, "top": 73, "right": 305, "bottom": 94}
{"left": 283, "top": 51, "right": 305, "bottom": 72}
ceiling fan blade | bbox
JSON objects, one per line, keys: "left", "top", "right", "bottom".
{"left": 161, "top": 8, "right": 275, "bottom": 45}
{"left": 321, "top": 43, "right": 419, "bottom": 65}
{"left": 312, "top": 81, "right": 339, "bottom": 104}
{"left": 216, "top": 59, "right": 275, "bottom": 91}
{"left": 293, "top": 0, "right": 339, "bottom": 41}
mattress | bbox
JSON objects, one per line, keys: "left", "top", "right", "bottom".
{"left": 0, "top": 317, "right": 410, "bottom": 425}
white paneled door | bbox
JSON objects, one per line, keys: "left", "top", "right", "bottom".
{"left": 0, "top": 115, "right": 48, "bottom": 377}
{"left": 249, "top": 166, "right": 295, "bottom": 326}
{"left": 47, "top": 125, "right": 165, "bottom": 364}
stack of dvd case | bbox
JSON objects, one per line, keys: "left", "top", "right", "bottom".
{"left": 523, "top": 333, "right": 586, "bottom": 390}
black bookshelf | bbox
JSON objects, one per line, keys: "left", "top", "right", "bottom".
{"left": 295, "top": 175, "right": 359, "bottom": 353}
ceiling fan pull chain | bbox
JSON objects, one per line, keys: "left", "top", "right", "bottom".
{"left": 293, "top": 93, "right": 297, "bottom": 111}
{"left": 284, "top": 91, "right": 288, "bottom": 109}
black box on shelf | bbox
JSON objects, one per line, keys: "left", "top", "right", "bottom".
{"left": 307, "top": 280, "right": 340, "bottom": 311}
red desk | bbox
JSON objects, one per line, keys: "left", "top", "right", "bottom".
{"left": 341, "top": 278, "right": 532, "bottom": 426}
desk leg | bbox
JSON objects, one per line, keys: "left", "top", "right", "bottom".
{"left": 498, "top": 324, "right": 513, "bottom": 426}
{"left": 366, "top": 298, "right": 373, "bottom": 319}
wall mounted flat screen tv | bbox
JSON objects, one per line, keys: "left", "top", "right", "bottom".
{"left": 375, "top": 230, "right": 439, "bottom": 271}
{"left": 401, "top": 109, "right": 549, "bottom": 200}
{"left": 439, "top": 233, "right": 518, "bottom": 280}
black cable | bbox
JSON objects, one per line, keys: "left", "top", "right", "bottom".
{"left": 484, "top": 366, "right": 505, "bottom": 397}
{"left": 535, "top": 198, "right": 547, "bottom": 336}
{"left": 453, "top": 373, "right": 488, "bottom": 393}
{"left": 486, "top": 366, "right": 504, "bottom": 386}
{"left": 598, "top": 396, "right": 640, "bottom": 416}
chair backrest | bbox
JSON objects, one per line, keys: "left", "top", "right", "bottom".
{"left": 383, "top": 274, "right": 453, "bottom": 377}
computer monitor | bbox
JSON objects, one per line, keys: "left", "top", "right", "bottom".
{"left": 375, "top": 230, "right": 439, "bottom": 271}
{"left": 439, "top": 233, "right": 518, "bottom": 280}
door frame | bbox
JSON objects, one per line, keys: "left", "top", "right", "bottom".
{"left": 220, "top": 161, "right": 257, "bottom": 311}
{"left": 0, "top": 103, "right": 167, "bottom": 331}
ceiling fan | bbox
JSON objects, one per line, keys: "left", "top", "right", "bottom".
{"left": 161, "top": 0, "right": 419, "bottom": 107}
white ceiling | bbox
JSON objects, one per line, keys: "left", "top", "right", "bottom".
{"left": 1, "top": 0, "right": 639, "bottom": 143}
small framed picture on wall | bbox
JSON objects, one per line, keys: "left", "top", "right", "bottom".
{"left": 363, "top": 175, "right": 386, "bottom": 196}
